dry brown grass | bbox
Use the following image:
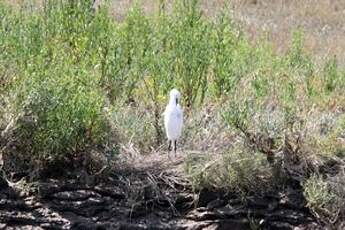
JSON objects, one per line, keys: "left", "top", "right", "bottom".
{"left": 230, "top": 0, "right": 345, "bottom": 65}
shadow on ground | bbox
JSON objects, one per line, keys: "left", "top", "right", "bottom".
{"left": 0, "top": 163, "right": 321, "bottom": 230}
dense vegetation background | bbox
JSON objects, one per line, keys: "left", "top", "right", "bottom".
{"left": 0, "top": 0, "right": 344, "bottom": 228}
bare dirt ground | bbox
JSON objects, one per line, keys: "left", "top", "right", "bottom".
{"left": 0, "top": 152, "right": 319, "bottom": 230}
{"left": 110, "top": 0, "right": 345, "bottom": 65}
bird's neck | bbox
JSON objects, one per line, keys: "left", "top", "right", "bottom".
{"left": 169, "top": 99, "right": 178, "bottom": 106}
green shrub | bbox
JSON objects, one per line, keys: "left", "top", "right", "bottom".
{"left": 0, "top": 1, "right": 112, "bottom": 173}
{"left": 287, "top": 31, "right": 314, "bottom": 75}
{"left": 211, "top": 8, "right": 251, "bottom": 98}
{"left": 169, "top": 0, "right": 212, "bottom": 106}
{"left": 323, "top": 57, "right": 340, "bottom": 93}
{"left": 11, "top": 60, "right": 108, "bottom": 163}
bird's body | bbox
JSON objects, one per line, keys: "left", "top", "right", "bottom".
{"left": 164, "top": 102, "right": 183, "bottom": 140}
{"left": 164, "top": 89, "right": 183, "bottom": 155}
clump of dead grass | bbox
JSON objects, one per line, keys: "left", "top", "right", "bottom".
{"left": 183, "top": 145, "right": 273, "bottom": 194}
{"left": 304, "top": 170, "right": 345, "bottom": 226}
{"left": 109, "top": 103, "right": 157, "bottom": 154}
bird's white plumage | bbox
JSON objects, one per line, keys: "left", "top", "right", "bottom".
{"left": 164, "top": 89, "right": 183, "bottom": 141}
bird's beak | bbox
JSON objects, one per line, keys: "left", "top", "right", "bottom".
{"left": 176, "top": 98, "right": 178, "bottom": 105}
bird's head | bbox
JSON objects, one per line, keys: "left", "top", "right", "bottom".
{"left": 169, "top": 89, "right": 181, "bottom": 105}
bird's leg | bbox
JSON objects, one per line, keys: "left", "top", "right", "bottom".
{"left": 174, "top": 140, "right": 177, "bottom": 157}
{"left": 167, "top": 140, "right": 172, "bottom": 159}
{"left": 168, "top": 140, "right": 172, "bottom": 151}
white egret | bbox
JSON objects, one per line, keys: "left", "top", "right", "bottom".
{"left": 164, "top": 89, "right": 183, "bottom": 156}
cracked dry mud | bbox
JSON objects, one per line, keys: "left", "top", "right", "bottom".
{"left": 0, "top": 166, "right": 320, "bottom": 230}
